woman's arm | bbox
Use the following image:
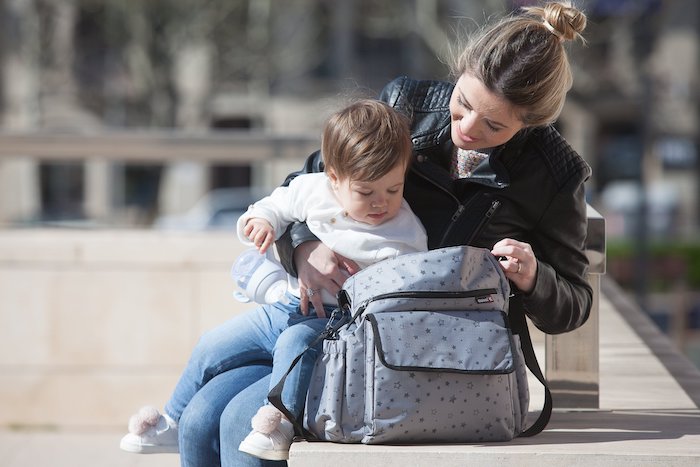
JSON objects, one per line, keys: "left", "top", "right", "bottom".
{"left": 275, "top": 150, "right": 324, "bottom": 274}
{"left": 521, "top": 174, "right": 593, "bottom": 334}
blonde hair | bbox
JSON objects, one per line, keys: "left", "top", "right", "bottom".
{"left": 321, "top": 99, "right": 412, "bottom": 182}
{"left": 452, "top": 1, "right": 586, "bottom": 127}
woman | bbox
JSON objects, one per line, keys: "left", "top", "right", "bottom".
{"left": 181, "top": 2, "right": 592, "bottom": 466}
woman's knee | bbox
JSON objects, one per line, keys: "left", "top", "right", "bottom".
{"left": 220, "top": 391, "right": 262, "bottom": 436}
{"left": 179, "top": 394, "right": 220, "bottom": 446}
{"left": 179, "top": 365, "right": 273, "bottom": 467}
{"left": 219, "top": 374, "right": 283, "bottom": 467}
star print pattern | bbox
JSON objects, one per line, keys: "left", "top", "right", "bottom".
{"left": 303, "top": 246, "right": 529, "bottom": 444}
{"left": 369, "top": 310, "right": 513, "bottom": 372}
{"left": 344, "top": 247, "right": 509, "bottom": 315}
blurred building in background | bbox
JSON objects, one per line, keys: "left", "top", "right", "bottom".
{"left": 0, "top": 0, "right": 699, "bottom": 363}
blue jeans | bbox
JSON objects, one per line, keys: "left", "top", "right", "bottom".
{"left": 166, "top": 294, "right": 330, "bottom": 464}
{"left": 179, "top": 364, "right": 277, "bottom": 467}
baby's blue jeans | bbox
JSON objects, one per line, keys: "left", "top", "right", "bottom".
{"left": 164, "top": 293, "right": 330, "bottom": 423}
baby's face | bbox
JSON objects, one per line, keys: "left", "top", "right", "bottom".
{"left": 331, "top": 163, "right": 405, "bottom": 226}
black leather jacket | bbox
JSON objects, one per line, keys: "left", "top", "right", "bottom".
{"left": 278, "top": 76, "right": 593, "bottom": 335}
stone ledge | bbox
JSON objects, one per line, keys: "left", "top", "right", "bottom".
{"left": 0, "top": 230, "right": 238, "bottom": 265}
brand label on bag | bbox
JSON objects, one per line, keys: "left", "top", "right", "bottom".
{"left": 476, "top": 294, "right": 494, "bottom": 304}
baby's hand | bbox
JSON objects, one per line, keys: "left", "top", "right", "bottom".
{"left": 244, "top": 218, "right": 275, "bottom": 254}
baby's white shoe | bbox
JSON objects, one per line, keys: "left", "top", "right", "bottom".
{"left": 238, "top": 405, "right": 294, "bottom": 461}
{"left": 119, "top": 406, "right": 179, "bottom": 454}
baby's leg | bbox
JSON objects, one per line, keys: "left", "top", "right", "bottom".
{"left": 269, "top": 317, "right": 330, "bottom": 418}
{"left": 239, "top": 316, "right": 328, "bottom": 461}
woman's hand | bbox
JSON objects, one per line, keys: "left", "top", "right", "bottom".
{"left": 294, "top": 241, "right": 360, "bottom": 317}
{"left": 491, "top": 238, "right": 537, "bottom": 293}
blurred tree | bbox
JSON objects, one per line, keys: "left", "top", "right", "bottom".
{"left": 0, "top": 0, "right": 515, "bottom": 130}
{"left": 1, "top": 0, "right": 41, "bottom": 129}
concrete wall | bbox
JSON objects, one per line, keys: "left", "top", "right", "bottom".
{"left": 0, "top": 230, "right": 254, "bottom": 428}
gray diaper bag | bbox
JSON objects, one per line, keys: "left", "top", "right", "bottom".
{"left": 269, "top": 245, "right": 552, "bottom": 444}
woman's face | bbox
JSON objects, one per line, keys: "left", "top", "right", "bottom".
{"left": 449, "top": 73, "right": 525, "bottom": 151}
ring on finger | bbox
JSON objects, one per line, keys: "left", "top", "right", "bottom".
{"left": 307, "top": 288, "right": 318, "bottom": 297}
{"left": 516, "top": 263, "right": 522, "bottom": 274}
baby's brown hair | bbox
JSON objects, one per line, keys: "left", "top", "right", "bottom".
{"left": 321, "top": 99, "right": 412, "bottom": 182}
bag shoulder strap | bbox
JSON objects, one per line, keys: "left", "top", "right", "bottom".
{"left": 510, "top": 305, "right": 553, "bottom": 437}
{"left": 267, "top": 343, "right": 318, "bottom": 440}
{"left": 267, "top": 308, "right": 349, "bottom": 440}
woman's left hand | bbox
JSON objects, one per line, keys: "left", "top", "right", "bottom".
{"left": 491, "top": 238, "right": 537, "bottom": 293}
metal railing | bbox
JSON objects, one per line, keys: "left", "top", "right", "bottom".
{"left": 0, "top": 131, "right": 320, "bottom": 162}
{"left": 0, "top": 131, "right": 319, "bottom": 225}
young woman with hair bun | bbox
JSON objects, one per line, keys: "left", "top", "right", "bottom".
{"left": 171, "top": 3, "right": 593, "bottom": 466}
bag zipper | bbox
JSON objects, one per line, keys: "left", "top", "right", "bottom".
{"left": 351, "top": 288, "right": 498, "bottom": 322}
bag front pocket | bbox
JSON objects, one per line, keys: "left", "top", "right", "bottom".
{"left": 369, "top": 310, "right": 514, "bottom": 373}
{"left": 362, "top": 309, "right": 519, "bottom": 444}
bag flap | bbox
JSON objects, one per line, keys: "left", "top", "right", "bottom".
{"left": 368, "top": 310, "right": 514, "bottom": 373}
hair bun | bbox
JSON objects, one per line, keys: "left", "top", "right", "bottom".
{"left": 526, "top": 2, "right": 587, "bottom": 42}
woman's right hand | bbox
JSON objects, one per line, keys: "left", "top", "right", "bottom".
{"left": 294, "top": 241, "right": 359, "bottom": 317}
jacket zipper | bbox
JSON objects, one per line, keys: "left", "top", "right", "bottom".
{"left": 439, "top": 198, "right": 500, "bottom": 247}
{"left": 411, "top": 167, "right": 501, "bottom": 247}
{"left": 465, "top": 199, "right": 501, "bottom": 245}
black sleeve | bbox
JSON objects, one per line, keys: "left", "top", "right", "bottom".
{"left": 522, "top": 170, "right": 593, "bottom": 334}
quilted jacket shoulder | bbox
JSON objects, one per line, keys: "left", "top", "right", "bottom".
{"left": 525, "top": 126, "right": 592, "bottom": 190}
{"left": 380, "top": 76, "right": 453, "bottom": 112}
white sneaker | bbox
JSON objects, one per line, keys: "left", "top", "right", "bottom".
{"left": 238, "top": 406, "right": 294, "bottom": 461}
{"left": 119, "top": 406, "right": 179, "bottom": 454}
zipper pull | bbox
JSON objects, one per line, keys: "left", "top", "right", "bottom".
{"left": 451, "top": 204, "right": 466, "bottom": 222}
{"left": 485, "top": 200, "right": 501, "bottom": 218}
{"left": 336, "top": 289, "right": 351, "bottom": 311}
